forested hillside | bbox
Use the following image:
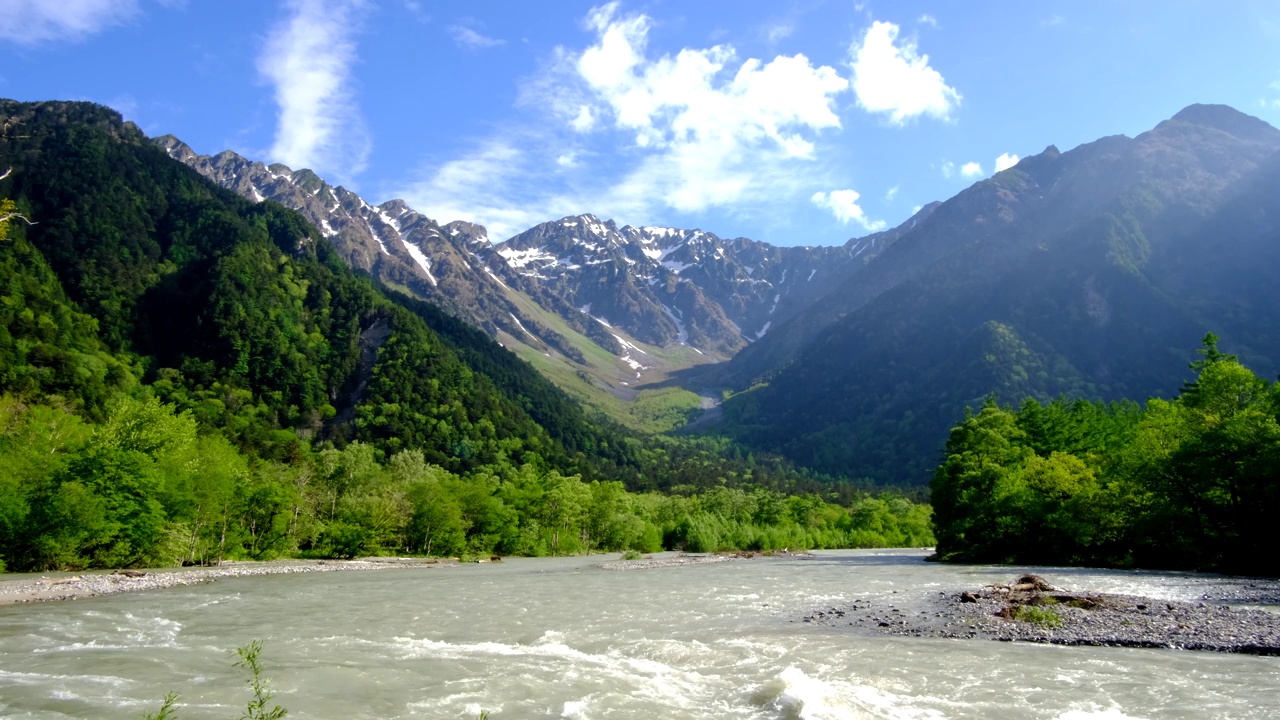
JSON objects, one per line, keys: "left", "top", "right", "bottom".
{"left": 0, "top": 100, "right": 931, "bottom": 571}
{"left": 719, "top": 105, "right": 1280, "bottom": 484}
{"left": 930, "top": 336, "right": 1279, "bottom": 575}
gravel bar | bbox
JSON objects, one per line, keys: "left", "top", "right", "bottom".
{"left": 803, "top": 574, "right": 1280, "bottom": 656}
{"left": 0, "top": 557, "right": 454, "bottom": 605}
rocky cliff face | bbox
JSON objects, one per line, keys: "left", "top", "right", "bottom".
{"left": 491, "top": 208, "right": 937, "bottom": 356}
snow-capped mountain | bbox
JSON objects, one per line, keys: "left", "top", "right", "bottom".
{"left": 491, "top": 207, "right": 939, "bottom": 355}
{"left": 157, "top": 134, "right": 937, "bottom": 397}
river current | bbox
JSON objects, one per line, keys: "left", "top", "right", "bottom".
{"left": 1, "top": 550, "right": 1277, "bottom": 719}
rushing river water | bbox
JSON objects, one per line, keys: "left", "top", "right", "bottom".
{"left": 1, "top": 550, "right": 1278, "bottom": 719}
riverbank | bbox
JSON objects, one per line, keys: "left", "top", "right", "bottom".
{"left": 0, "top": 557, "right": 454, "bottom": 605}
{"left": 804, "top": 573, "right": 1280, "bottom": 655}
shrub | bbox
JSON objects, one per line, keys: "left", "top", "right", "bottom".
{"left": 1012, "top": 605, "right": 1063, "bottom": 628}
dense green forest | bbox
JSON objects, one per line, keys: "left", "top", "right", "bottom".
{"left": 0, "top": 393, "right": 933, "bottom": 571}
{"left": 0, "top": 100, "right": 932, "bottom": 572}
{"left": 930, "top": 335, "right": 1279, "bottom": 575}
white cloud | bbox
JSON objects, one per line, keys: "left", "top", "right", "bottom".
{"left": 960, "top": 161, "right": 982, "bottom": 178}
{"left": 940, "top": 160, "right": 955, "bottom": 179}
{"left": 450, "top": 25, "right": 503, "bottom": 50}
{"left": 884, "top": 185, "right": 899, "bottom": 201}
{"left": 0, "top": 0, "right": 138, "bottom": 45}
{"left": 258, "top": 0, "right": 371, "bottom": 185}
{"left": 573, "top": 2, "right": 848, "bottom": 211}
{"left": 395, "top": 138, "right": 592, "bottom": 240}
{"left": 850, "top": 21, "right": 960, "bottom": 125}
{"left": 918, "top": 14, "right": 938, "bottom": 27}
{"left": 398, "top": 2, "right": 852, "bottom": 237}
{"left": 994, "top": 152, "right": 1019, "bottom": 172}
{"left": 811, "top": 189, "right": 885, "bottom": 231}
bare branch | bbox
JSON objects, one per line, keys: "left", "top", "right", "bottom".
{"left": 0, "top": 212, "right": 34, "bottom": 227}
{"left": 0, "top": 168, "right": 10, "bottom": 181}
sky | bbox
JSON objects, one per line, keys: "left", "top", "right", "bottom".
{"left": 3, "top": 1, "right": 1280, "bottom": 246}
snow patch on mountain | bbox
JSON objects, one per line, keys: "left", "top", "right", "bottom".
{"left": 400, "top": 237, "right": 438, "bottom": 286}
{"left": 661, "top": 305, "right": 689, "bottom": 344}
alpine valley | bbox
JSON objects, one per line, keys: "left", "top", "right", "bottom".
{"left": 1, "top": 98, "right": 1278, "bottom": 571}
{"left": 159, "top": 133, "right": 934, "bottom": 428}
{"left": 161, "top": 103, "right": 1280, "bottom": 487}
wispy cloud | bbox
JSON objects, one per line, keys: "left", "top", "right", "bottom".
{"left": 917, "top": 14, "right": 938, "bottom": 27}
{"left": 396, "top": 2, "right": 851, "bottom": 238}
{"left": 811, "top": 189, "right": 885, "bottom": 231}
{"left": 450, "top": 25, "right": 503, "bottom": 50}
{"left": 850, "top": 21, "right": 960, "bottom": 125}
{"left": 0, "top": 0, "right": 139, "bottom": 46}
{"left": 258, "top": 0, "right": 371, "bottom": 185}
{"left": 1041, "top": 15, "right": 1066, "bottom": 27}
{"left": 884, "top": 185, "right": 899, "bottom": 201}
{"left": 763, "top": 21, "right": 794, "bottom": 44}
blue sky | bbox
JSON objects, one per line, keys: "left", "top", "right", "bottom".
{"left": 3, "top": 1, "right": 1280, "bottom": 246}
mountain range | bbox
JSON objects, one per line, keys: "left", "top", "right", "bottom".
{"left": 157, "top": 137, "right": 930, "bottom": 407}
{"left": 160, "top": 103, "right": 1280, "bottom": 485}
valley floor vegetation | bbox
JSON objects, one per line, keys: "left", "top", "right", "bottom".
{"left": 0, "top": 393, "right": 933, "bottom": 572}
{"left": 930, "top": 335, "right": 1279, "bottom": 575}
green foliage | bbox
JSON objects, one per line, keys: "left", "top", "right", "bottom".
{"left": 931, "top": 335, "right": 1280, "bottom": 574}
{"left": 0, "top": 392, "right": 933, "bottom": 570}
{"left": 1012, "top": 605, "right": 1063, "bottom": 628}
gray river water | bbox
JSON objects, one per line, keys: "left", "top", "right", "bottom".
{"left": 1, "top": 550, "right": 1277, "bottom": 719}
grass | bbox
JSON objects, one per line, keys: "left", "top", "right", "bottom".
{"left": 1011, "top": 604, "right": 1064, "bottom": 628}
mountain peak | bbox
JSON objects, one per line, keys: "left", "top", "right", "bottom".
{"left": 154, "top": 134, "right": 196, "bottom": 162}
{"left": 1168, "top": 104, "right": 1280, "bottom": 143}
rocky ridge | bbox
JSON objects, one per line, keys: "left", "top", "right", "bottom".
{"left": 154, "top": 136, "right": 595, "bottom": 364}
{"left": 156, "top": 135, "right": 934, "bottom": 372}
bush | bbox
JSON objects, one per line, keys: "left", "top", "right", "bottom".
{"left": 1012, "top": 605, "right": 1063, "bottom": 628}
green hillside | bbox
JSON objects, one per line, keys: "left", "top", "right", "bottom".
{"left": 718, "top": 105, "right": 1280, "bottom": 485}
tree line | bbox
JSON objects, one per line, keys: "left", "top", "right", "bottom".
{"left": 0, "top": 393, "right": 933, "bottom": 572}
{"left": 930, "top": 335, "right": 1279, "bottom": 575}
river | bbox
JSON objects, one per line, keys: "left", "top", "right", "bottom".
{"left": 1, "top": 550, "right": 1277, "bottom": 719}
